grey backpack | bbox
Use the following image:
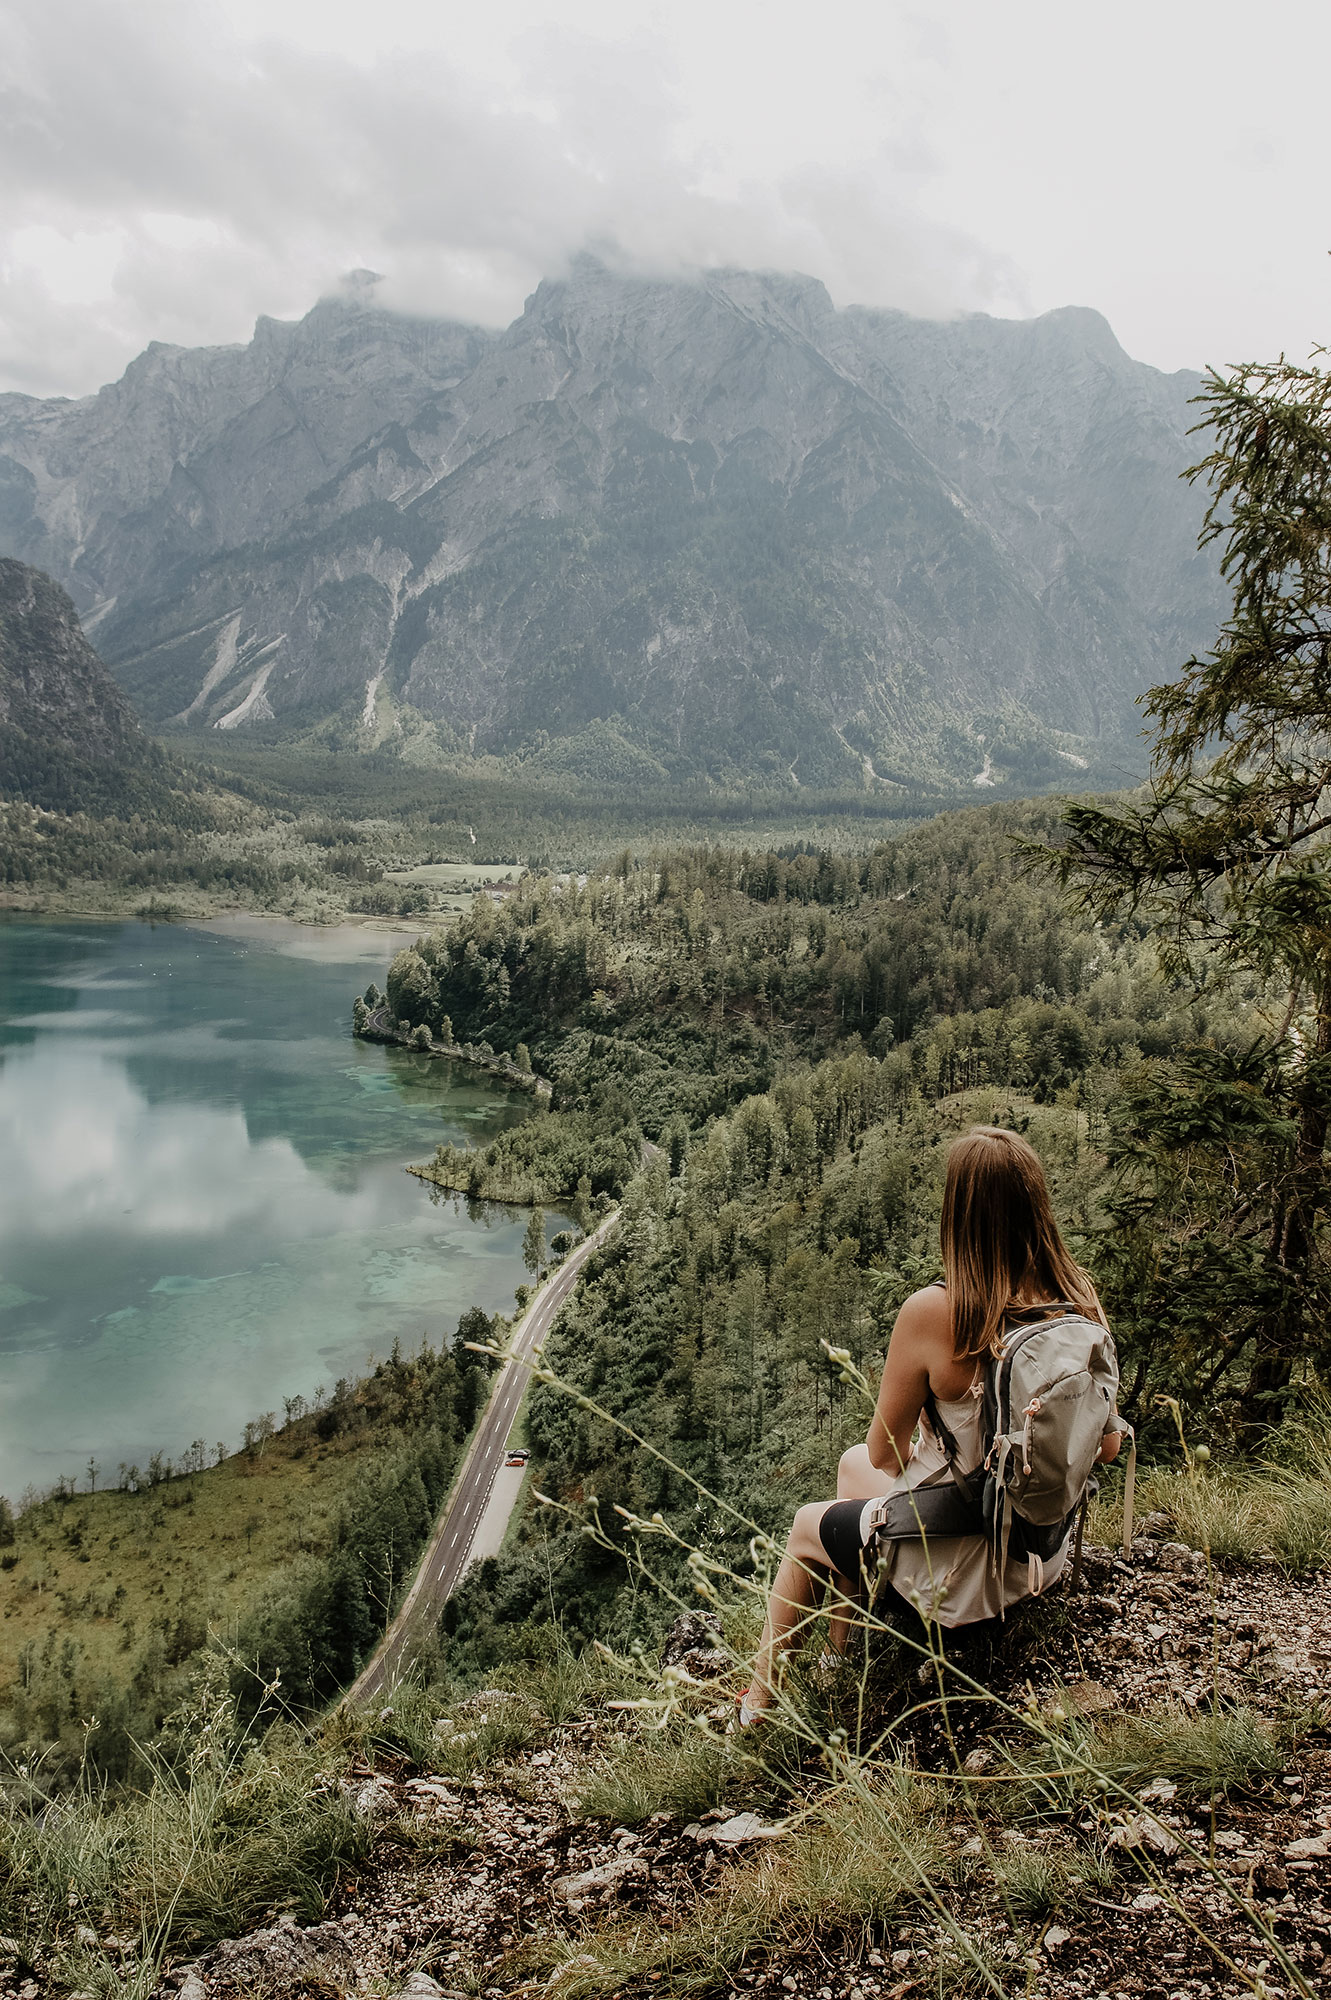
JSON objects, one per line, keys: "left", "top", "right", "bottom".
{"left": 868, "top": 1308, "right": 1133, "bottom": 1587}
{"left": 978, "top": 1311, "right": 1124, "bottom": 1571}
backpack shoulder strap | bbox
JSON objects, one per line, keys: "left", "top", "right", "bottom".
{"left": 921, "top": 1383, "right": 956, "bottom": 1461}
{"left": 921, "top": 1278, "right": 960, "bottom": 1462}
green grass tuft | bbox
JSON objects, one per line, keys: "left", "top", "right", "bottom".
{"left": 575, "top": 1724, "right": 761, "bottom": 1824}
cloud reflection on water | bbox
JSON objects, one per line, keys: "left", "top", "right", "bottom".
{"left": 0, "top": 1043, "right": 351, "bottom": 1243}
{"left": 0, "top": 919, "right": 539, "bottom": 1498}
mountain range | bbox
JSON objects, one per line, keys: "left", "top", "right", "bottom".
{"left": 0, "top": 261, "right": 1224, "bottom": 792}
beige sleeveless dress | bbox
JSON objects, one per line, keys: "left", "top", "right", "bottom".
{"left": 859, "top": 1367, "right": 1070, "bottom": 1626}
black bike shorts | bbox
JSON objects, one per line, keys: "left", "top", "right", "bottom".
{"left": 818, "top": 1497, "right": 869, "bottom": 1578}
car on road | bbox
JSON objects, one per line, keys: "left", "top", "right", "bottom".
{"left": 505, "top": 1446, "right": 531, "bottom": 1467}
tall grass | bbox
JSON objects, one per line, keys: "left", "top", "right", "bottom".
{"left": 7, "top": 1373, "right": 1330, "bottom": 1999}
{"left": 0, "top": 1661, "right": 368, "bottom": 1998}
{"left": 522, "top": 1769, "right": 954, "bottom": 2000}
{"left": 575, "top": 1725, "right": 762, "bottom": 1824}
{"left": 505, "top": 1341, "right": 1327, "bottom": 1998}
{"left": 1088, "top": 1391, "right": 1331, "bottom": 1568}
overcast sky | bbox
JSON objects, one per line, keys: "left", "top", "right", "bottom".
{"left": 3, "top": 0, "right": 1328, "bottom": 398}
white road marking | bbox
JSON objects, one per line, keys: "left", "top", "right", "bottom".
{"left": 346, "top": 1224, "right": 613, "bottom": 1701}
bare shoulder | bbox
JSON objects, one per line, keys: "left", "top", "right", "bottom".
{"left": 899, "top": 1284, "right": 951, "bottom": 1329}
{"left": 891, "top": 1285, "right": 973, "bottom": 1396}
{"left": 891, "top": 1284, "right": 952, "bottom": 1350}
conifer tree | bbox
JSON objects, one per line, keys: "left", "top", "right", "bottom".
{"left": 522, "top": 1205, "right": 547, "bottom": 1276}
{"left": 1055, "top": 352, "right": 1331, "bottom": 1430}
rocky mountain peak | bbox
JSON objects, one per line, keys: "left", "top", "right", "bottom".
{"left": 1030, "top": 301, "right": 1131, "bottom": 361}
{"left": 0, "top": 267, "right": 1227, "bottom": 790}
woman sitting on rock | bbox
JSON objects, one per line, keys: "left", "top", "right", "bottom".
{"left": 739, "top": 1125, "right": 1126, "bottom": 1727}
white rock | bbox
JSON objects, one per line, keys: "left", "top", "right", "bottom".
{"left": 1138, "top": 1776, "right": 1178, "bottom": 1803}
{"left": 404, "top": 1777, "right": 458, "bottom": 1803}
{"left": 552, "top": 1854, "right": 648, "bottom": 1903}
{"left": 710, "top": 1812, "right": 785, "bottom": 1846}
{"left": 1283, "top": 1832, "right": 1331, "bottom": 1859}
{"left": 1108, "top": 1813, "right": 1180, "bottom": 1855}
{"left": 348, "top": 1776, "right": 397, "bottom": 1819}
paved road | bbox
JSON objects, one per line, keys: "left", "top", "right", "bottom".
{"left": 346, "top": 1214, "right": 615, "bottom": 1704}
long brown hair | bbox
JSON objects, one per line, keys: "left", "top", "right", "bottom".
{"left": 940, "top": 1126, "right": 1103, "bottom": 1360}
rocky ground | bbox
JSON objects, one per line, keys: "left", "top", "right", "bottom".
{"left": 4, "top": 1522, "right": 1330, "bottom": 2000}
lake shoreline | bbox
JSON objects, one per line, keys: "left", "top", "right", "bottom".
{"left": 407, "top": 1161, "right": 540, "bottom": 1205}
{"left": 355, "top": 1009, "right": 553, "bottom": 1099}
{"left": 0, "top": 917, "right": 542, "bottom": 1501}
{"left": 0, "top": 857, "right": 521, "bottom": 934}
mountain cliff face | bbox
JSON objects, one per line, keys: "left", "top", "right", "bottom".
{"left": 0, "top": 558, "right": 162, "bottom": 810}
{"left": 0, "top": 265, "right": 1224, "bottom": 789}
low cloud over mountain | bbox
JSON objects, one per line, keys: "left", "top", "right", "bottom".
{"left": 0, "top": 263, "right": 1224, "bottom": 791}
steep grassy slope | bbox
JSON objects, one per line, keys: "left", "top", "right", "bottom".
{"left": 0, "top": 1336, "right": 501, "bottom": 1780}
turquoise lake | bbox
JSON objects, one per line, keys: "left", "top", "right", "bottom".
{"left": 0, "top": 914, "right": 542, "bottom": 1502}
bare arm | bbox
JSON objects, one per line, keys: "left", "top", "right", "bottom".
{"left": 1091, "top": 1293, "right": 1123, "bottom": 1465}
{"left": 1098, "top": 1414, "right": 1129, "bottom": 1465}
{"left": 865, "top": 1289, "right": 944, "bottom": 1475}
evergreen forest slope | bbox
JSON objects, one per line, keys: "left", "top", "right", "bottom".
{"left": 0, "top": 558, "right": 168, "bottom": 816}
{"left": 376, "top": 819, "right": 1264, "bottom": 1669}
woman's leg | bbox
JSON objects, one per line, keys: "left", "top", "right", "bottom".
{"left": 838, "top": 1442, "right": 893, "bottom": 1500}
{"left": 750, "top": 1501, "right": 857, "bottom": 1711}
{"left": 827, "top": 1445, "right": 895, "bottom": 1650}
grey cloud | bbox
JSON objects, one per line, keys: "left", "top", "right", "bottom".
{"left": 0, "top": 0, "right": 1011, "bottom": 395}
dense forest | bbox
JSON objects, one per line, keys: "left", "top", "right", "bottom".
{"left": 395, "top": 812, "right": 1255, "bottom": 1672}
{"left": 433, "top": 347, "right": 1331, "bottom": 1673}
{"left": 356, "top": 797, "right": 1275, "bottom": 1673}
{"left": 377, "top": 800, "right": 1241, "bottom": 1203}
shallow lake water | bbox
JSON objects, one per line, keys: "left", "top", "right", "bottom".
{"left": 0, "top": 915, "right": 543, "bottom": 1500}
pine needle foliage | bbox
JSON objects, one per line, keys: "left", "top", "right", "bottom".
{"left": 1050, "top": 352, "right": 1331, "bottom": 1432}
